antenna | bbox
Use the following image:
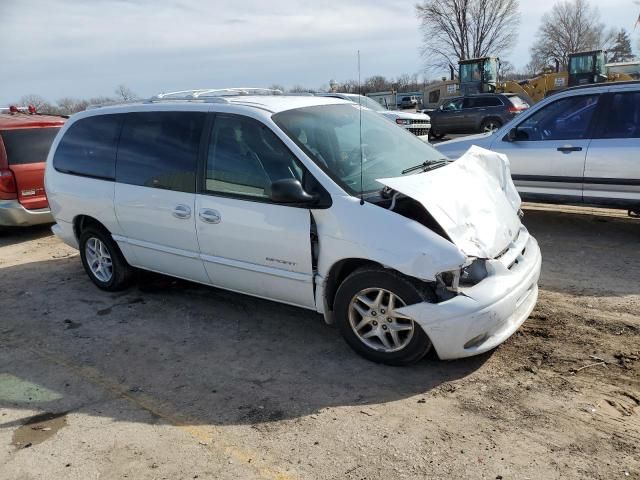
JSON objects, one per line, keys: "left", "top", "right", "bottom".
{"left": 358, "top": 50, "right": 364, "bottom": 206}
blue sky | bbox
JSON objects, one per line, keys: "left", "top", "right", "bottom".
{"left": 0, "top": 0, "right": 638, "bottom": 105}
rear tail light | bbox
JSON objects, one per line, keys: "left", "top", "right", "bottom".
{"left": 508, "top": 106, "right": 527, "bottom": 114}
{"left": 0, "top": 169, "right": 18, "bottom": 200}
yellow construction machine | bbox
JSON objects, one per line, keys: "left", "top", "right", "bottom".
{"left": 424, "top": 50, "right": 639, "bottom": 107}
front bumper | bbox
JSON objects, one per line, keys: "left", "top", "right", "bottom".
{"left": 0, "top": 199, "right": 54, "bottom": 227}
{"left": 397, "top": 228, "right": 542, "bottom": 360}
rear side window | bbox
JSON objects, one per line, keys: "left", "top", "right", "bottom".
{"left": 597, "top": 92, "right": 640, "bottom": 139}
{"left": 54, "top": 115, "right": 122, "bottom": 179}
{"left": 465, "top": 97, "right": 502, "bottom": 108}
{"left": 2, "top": 127, "right": 61, "bottom": 165}
{"left": 116, "top": 112, "right": 205, "bottom": 193}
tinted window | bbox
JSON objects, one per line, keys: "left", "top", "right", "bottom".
{"left": 117, "top": 112, "right": 205, "bottom": 193}
{"left": 54, "top": 115, "right": 121, "bottom": 179}
{"left": 516, "top": 95, "right": 599, "bottom": 141}
{"left": 1, "top": 127, "right": 61, "bottom": 165}
{"left": 477, "top": 97, "right": 502, "bottom": 107}
{"left": 598, "top": 92, "right": 640, "bottom": 139}
{"left": 205, "top": 115, "right": 303, "bottom": 199}
{"left": 442, "top": 98, "right": 463, "bottom": 111}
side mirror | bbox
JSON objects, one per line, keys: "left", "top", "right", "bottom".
{"left": 269, "top": 178, "right": 317, "bottom": 205}
{"left": 507, "top": 128, "right": 518, "bottom": 142}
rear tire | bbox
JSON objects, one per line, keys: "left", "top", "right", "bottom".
{"left": 480, "top": 119, "right": 502, "bottom": 133}
{"left": 79, "top": 227, "right": 134, "bottom": 291}
{"left": 334, "top": 267, "right": 435, "bottom": 366}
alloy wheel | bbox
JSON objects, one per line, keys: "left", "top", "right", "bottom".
{"left": 348, "top": 288, "right": 414, "bottom": 353}
{"left": 85, "top": 237, "right": 113, "bottom": 283}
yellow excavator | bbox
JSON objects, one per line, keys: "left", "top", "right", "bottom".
{"left": 424, "top": 50, "right": 639, "bottom": 107}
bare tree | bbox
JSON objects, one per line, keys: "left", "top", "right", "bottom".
{"left": 529, "top": 0, "right": 615, "bottom": 71}
{"left": 56, "top": 97, "right": 90, "bottom": 115}
{"left": 416, "top": 0, "right": 520, "bottom": 71}
{"left": 18, "top": 94, "right": 51, "bottom": 112}
{"left": 114, "top": 84, "right": 138, "bottom": 102}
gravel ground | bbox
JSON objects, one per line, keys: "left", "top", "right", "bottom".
{"left": 0, "top": 204, "right": 638, "bottom": 480}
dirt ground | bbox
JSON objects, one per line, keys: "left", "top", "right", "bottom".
{"left": 1, "top": 204, "right": 638, "bottom": 480}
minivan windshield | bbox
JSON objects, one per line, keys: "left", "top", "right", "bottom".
{"left": 342, "top": 94, "right": 385, "bottom": 111}
{"left": 273, "top": 104, "right": 445, "bottom": 194}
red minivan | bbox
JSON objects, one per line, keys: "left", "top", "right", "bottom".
{"left": 0, "top": 107, "right": 66, "bottom": 227}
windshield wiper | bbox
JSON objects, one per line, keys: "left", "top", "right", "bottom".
{"left": 401, "top": 159, "right": 449, "bottom": 175}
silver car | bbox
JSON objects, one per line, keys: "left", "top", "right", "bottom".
{"left": 435, "top": 82, "right": 640, "bottom": 214}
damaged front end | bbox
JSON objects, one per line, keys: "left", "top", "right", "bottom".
{"left": 371, "top": 146, "right": 542, "bottom": 359}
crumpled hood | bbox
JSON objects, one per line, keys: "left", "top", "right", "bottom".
{"left": 377, "top": 146, "right": 522, "bottom": 259}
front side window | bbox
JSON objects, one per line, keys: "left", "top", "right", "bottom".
{"left": 515, "top": 94, "right": 599, "bottom": 141}
{"left": 53, "top": 115, "right": 122, "bottom": 179}
{"left": 442, "top": 98, "right": 463, "bottom": 111}
{"left": 273, "top": 104, "right": 445, "bottom": 194}
{"left": 2, "top": 127, "right": 61, "bottom": 165}
{"left": 205, "top": 115, "right": 303, "bottom": 199}
{"left": 116, "top": 111, "right": 205, "bottom": 193}
{"left": 597, "top": 92, "right": 640, "bottom": 139}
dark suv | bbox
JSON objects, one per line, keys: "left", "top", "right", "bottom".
{"left": 429, "top": 93, "right": 529, "bottom": 139}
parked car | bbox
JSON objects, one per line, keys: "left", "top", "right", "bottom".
{"left": 319, "top": 93, "right": 431, "bottom": 141}
{"left": 429, "top": 93, "right": 529, "bottom": 139}
{"left": 400, "top": 95, "right": 419, "bottom": 109}
{"left": 435, "top": 82, "right": 640, "bottom": 214}
{"left": 0, "top": 107, "right": 65, "bottom": 227}
{"left": 46, "top": 89, "right": 541, "bottom": 365}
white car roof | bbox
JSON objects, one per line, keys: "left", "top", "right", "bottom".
{"left": 88, "top": 95, "right": 349, "bottom": 115}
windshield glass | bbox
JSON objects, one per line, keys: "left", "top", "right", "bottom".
{"left": 343, "top": 94, "right": 385, "bottom": 111}
{"left": 569, "top": 54, "right": 594, "bottom": 74}
{"left": 272, "top": 104, "right": 445, "bottom": 194}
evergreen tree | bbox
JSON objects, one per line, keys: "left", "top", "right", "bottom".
{"left": 609, "top": 29, "right": 634, "bottom": 63}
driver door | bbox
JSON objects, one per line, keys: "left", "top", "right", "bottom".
{"left": 491, "top": 93, "right": 601, "bottom": 204}
{"left": 195, "top": 113, "right": 316, "bottom": 308}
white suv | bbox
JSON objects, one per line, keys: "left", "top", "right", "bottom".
{"left": 45, "top": 89, "right": 541, "bottom": 365}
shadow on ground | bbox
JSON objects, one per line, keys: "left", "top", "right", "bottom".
{"left": 0, "top": 256, "right": 487, "bottom": 430}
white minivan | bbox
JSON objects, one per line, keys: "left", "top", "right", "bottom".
{"left": 45, "top": 89, "right": 542, "bottom": 365}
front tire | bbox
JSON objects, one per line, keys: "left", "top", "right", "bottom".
{"left": 334, "top": 267, "right": 435, "bottom": 366}
{"left": 79, "top": 227, "right": 134, "bottom": 291}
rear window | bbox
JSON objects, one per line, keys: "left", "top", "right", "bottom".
{"left": 53, "top": 115, "right": 123, "bottom": 180}
{"left": 1, "top": 128, "right": 61, "bottom": 165}
{"left": 507, "top": 95, "right": 530, "bottom": 109}
{"left": 116, "top": 111, "right": 205, "bottom": 193}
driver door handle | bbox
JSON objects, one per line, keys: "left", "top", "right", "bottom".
{"left": 172, "top": 204, "right": 191, "bottom": 219}
{"left": 557, "top": 146, "right": 582, "bottom": 153}
{"left": 199, "top": 209, "right": 221, "bottom": 224}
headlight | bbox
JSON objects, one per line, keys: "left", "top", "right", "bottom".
{"left": 395, "top": 118, "right": 411, "bottom": 125}
{"left": 437, "top": 259, "right": 488, "bottom": 292}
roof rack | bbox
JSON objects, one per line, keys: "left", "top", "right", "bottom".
{"left": 149, "top": 88, "right": 283, "bottom": 103}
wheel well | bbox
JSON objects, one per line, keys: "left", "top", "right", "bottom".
{"left": 73, "top": 215, "right": 109, "bottom": 241}
{"left": 324, "top": 259, "right": 381, "bottom": 312}
{"left": 481, "top": 116, "right": 502, "bottom": 126}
